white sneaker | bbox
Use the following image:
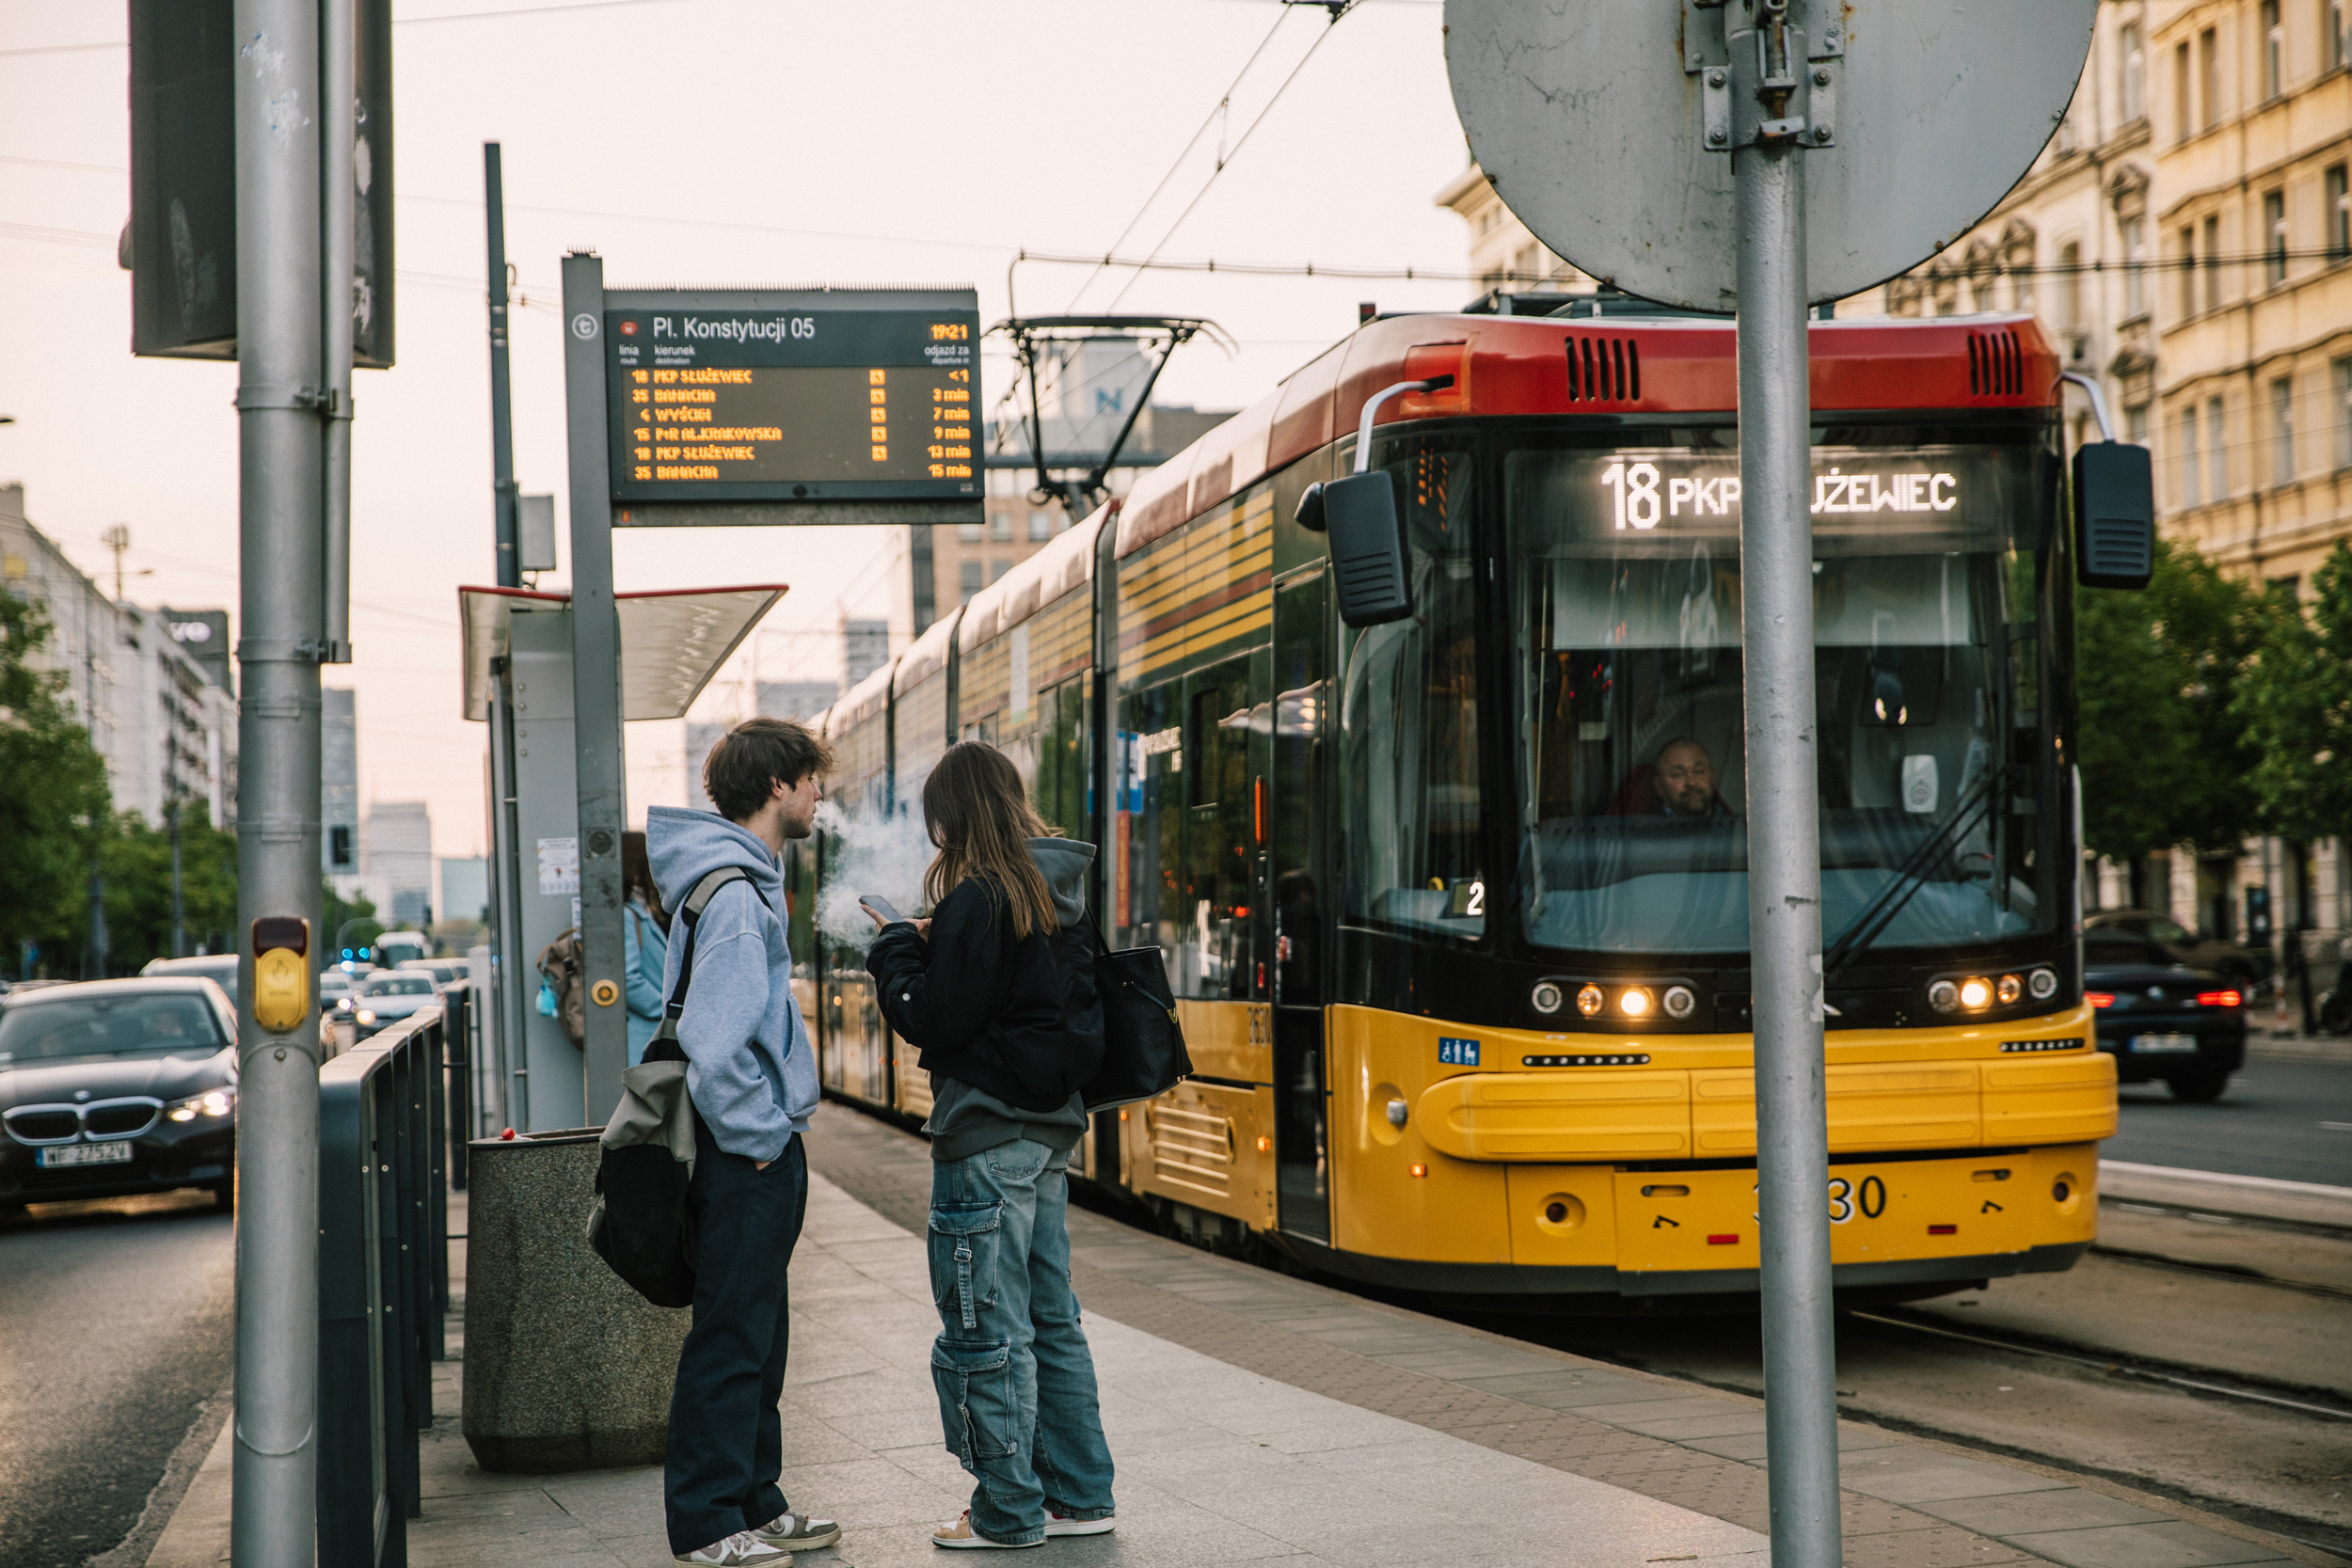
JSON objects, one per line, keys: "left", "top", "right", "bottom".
{"left": 1044, "top": 1511, "right": 1114, "bottom": 1538}
{"left": 755, "top": 1512, "right": 842, "bottom": 1551}
{"left": 676, "top": 1529, "right": 792, "bottom": 1565}
{"left": 932, "top": 1512, "right": 1041, "bottom": 1550}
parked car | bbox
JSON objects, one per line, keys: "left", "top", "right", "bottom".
{"left": 140, "top": 953, "right": 242, "bottom": 1004}
{"left": 2084, "top": 909, "right": 2272, "bottom": 990}
{"left": 348, "top": 971, "right": 439, "bottom": 1039}
{"left": 0, "top": 977, "right": 239, "bottom": 1213}
{"left": 2084, "top": 927, "right": 2247, "bottom": 1101}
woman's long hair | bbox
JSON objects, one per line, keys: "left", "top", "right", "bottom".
{"left": 921, "top": 741, "right": 1057, "bottom": 940}
{"left": 620, "top": 831, "right": 671, "bottom": 935}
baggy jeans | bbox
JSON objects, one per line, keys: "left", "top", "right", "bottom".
{"left": 664, "top": 1122, "right": 808, "bottom": 1555}
{"left": 929, "top": 1138, "right": 1117, "bottom": 1544}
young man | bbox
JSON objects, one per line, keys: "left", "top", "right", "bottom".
{"left": 646, "top": 718, "right": 839, "bottom": 1567}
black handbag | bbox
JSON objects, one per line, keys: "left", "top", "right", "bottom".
{"left": 1078, "top": 914, "right": 1192, "bottom": 1113}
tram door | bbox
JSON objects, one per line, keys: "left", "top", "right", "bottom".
{"left": 1271, "top": 571, "right": 1330, "bottom": 1243}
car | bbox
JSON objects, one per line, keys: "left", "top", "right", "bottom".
{"left": 348, "top": 971, "right": 440, "bottom": 1039}
{"left": 0, "top": 977, "right": 240, "bottom": 1213}
{"left": 397, "top": 958, "right": 469, "bottom": 990}
{"left": 2084, "top": 908, "right": 2273, "bottom": 990}
{"left": 140, "top": 953, "right": 242, "bottom": 1004}
{"left": 2084, "top": 927, "right": 2247, "bottom": 1101}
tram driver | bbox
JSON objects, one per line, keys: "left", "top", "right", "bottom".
{"left": 1650, "top": 737, "right": 1734, "bottom": 819}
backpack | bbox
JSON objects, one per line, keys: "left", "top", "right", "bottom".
{"left": 536, "top": 928, "right": 586, "bottom": 1046}
{"left": 586, "top": 867, "right": 768, "bottom": 1307}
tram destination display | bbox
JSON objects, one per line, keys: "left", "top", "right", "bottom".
{"left": 603, "top": 289, "right": 980, "bottom": 512}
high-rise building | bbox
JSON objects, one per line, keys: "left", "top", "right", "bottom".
{"left": 842, "top": 619, "right": 890, "bottom": 689}
{"left": 324, "top": 687, "right": 359, "bottom": 875}
{"left": 364, "top": 801, "right": 434, "bottom": 927}
{"left": 437, "top": 856, "right": 490, "bottom": 926}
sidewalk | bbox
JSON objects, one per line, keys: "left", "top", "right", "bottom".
{"left": 146, "top": 1118, "right": 2340, "bottom": 1568}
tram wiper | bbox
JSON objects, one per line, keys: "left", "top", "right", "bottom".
{"left": 1820, "top": 764, "right": 2017, "bottom": 989}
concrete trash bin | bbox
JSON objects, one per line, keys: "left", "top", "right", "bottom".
{"left": 461, "top": 1129, "right": 691, "bottom": 1471}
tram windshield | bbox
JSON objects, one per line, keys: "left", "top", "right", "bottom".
{"left": 1504, "top": 427, "right": 2065, "bottom": 958}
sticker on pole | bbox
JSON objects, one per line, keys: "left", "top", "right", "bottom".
{"left": 1443, "top": 0, "right": 2098, "bottom": 309}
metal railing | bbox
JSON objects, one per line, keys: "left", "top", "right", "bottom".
{"left": 318, "top": 1005, "right": 451, "bottom": 1568}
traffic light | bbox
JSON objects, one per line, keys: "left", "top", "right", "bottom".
{"left": 127, "top": 0, "right": 397, "bottom": 365}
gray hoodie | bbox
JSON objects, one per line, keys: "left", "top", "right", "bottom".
{"left": 923, "top": 838, "right": 1096, "bottom": 1164}
{"left": 645, "top": 804, "right": 819, "bottom": 1162}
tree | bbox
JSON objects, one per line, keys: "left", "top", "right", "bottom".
{"left": 2235, "top": 541, "right": 2352, "bottom": 844}
{"left": 2074, "top": 538, "right": 2270, "bottom": 863}
{"left": 99, "top": 801, "right": 240, "bottom": 973}
{"left": 0, "top": 590, "right": 112, "bottom": 978}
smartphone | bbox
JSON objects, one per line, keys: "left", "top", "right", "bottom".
{"left": 859, "top": 895, "right": 905, "bottom": 925}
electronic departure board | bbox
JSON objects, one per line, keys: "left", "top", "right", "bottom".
{"left": 602, "top": 288, "right": 980, "bottom": 516}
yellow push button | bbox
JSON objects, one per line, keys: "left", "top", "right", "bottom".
{"left": 251, "top": 916, "right": 311, "bottom": 1034}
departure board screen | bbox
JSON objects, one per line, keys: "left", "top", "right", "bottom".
{"left": 603, "top": 292, "right": 980, "bottom": 507}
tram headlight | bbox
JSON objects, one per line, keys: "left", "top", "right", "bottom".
{"left": 1928, "top": 980, "right": 1960, "bottom": 1013}
{"left": 1996, "top": 973, "right": 2024, "bottom": 1006}
{"left": 1662, "top": 984, "right": 1697, "bottom": 1020}
{"left": 2027, "top": 966, "right": 2058, "bottom": 1001}
{"left": 1958, "top": 976, "right": 1994, "bottom": 1011}
{"left": 1618, "top": 987, "right": 1653, "bottom": 1019}
{"left": 1576, "top": 983, "right": 1605, "bottom": 1018}
{"left": 1531, "top": 980, "right": 1565, "bottom": 1016}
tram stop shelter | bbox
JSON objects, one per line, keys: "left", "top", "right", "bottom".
{"left": 459, "top": 583, "right": 785, "bottom": 1135}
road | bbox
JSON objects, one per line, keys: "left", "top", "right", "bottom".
{"left": 0, "top": 1191, "right": 234, "bottom": 1568}
{"left": 2104, "top": 1054, "right": 2352, "bottom": 1185}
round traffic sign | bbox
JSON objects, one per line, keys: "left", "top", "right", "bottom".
{"left": 1444, "top": 0, "right": 2098, "bottom": 309}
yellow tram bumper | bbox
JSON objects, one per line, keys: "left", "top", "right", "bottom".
{"left": 1317, "top": 1003, "right": 2113, "bottom": 1288}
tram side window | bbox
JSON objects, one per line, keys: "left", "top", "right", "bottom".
{"left": 1116, "top": 681, "right": 1184, "bottom": 971}
{"left": 1338, "top": 440, "right": 1484, "bottom": 941}
{"left": 1186, "top": 656, "right": 1261, "bottom": 999}
{"left": 1030, "top": 675, "right": 1089, "bottom": 843}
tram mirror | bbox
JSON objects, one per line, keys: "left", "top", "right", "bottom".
{"left": 2072, "top": 442, "right": 2153, "bottom": 591}
{"left": 1322, "top": 472, "right": 1414, "bottom": 627}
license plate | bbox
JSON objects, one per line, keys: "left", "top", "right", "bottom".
{"left": 38, "top": 1142, "right": 134, "bottom": 1168}
{"left": 2130, "top": 1033, "right": 2200, "bottom": 1054}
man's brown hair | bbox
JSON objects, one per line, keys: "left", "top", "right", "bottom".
{"left": 704, "top": 717, "right": 834, "bottom": 822}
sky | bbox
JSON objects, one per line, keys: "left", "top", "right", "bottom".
{"left": 0, "top": 0, "right": 1484, "bottom": 862}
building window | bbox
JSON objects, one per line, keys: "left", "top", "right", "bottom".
{"left": 2175, "top": 40, "right": 2193, "bottom": 142}
{"left": 2271, "top": 375, "right": 2296, "bottom": 485}
{"left": 2203, "top": 214, "right": 2223, "bottom": 310}
{"left": 960, "top": 519, "right": 985, "bottom": 544}
{"left": 2056, "top": 240, "right": 2082, "bottom": 328}
{"left": 2122, "top": 218, "right": 2147, "bottom": 315}
{"left": 1027, "top": 510, "right": 1052, "bottom": 541}
{"left": 2199, "top": 28, "right": 2220, "bottom": 129}
{"left": 2331, "top": 356, "right": 2352, "bottom": 467}
{"left": 2179, "top": 226, "right": 2199, "bottom": 316}
{"left": 2265, "top": 190, "right": 2289, "bottom": 285}
{"left": 2268, "top": 574, "right": 2302, "bottom": 600}
{"left": 2182, "top": 404, "right": 2203, "bottom": 503}
{"left": 2262, "top": 0, "right": 2283, "bottom": 98}
{"left": 2122, "top": 22, "right": 2145, "bottom": 119}
{"left": 989, "top": 511, "right": 1011, "bottom": 542}
{"left": 991, "top": 560, "right": 1012, "bottom": 582}
{"left": 2127, "top": 402, "right": 2152, "bottom": 447}
{"left": 959, "top": 561, "right": 982, "bottom": 601}
{"left": 2328, "top": 164, "right": 2350, "bottom": 257}
{"left": 2330, "top": 0, "right": 2347, "bottom": 70}
{"left": 2208, "top": 395, "right": 2230, "bottom": 495}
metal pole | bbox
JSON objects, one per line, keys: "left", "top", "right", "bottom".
{"left": 319, "top": 0, "right": 354, "bottom": 664}
{"left": 486, "top": 144, "right": 519, "bottom": 591}
{"left": 560, "top": 252, "right": 629, "bottom": 1126}
{"left": 1732, "top": 8, "right": 1842, "bottom": 1562}
{"left": 488, "top": 658, "right": 530, "bottom": 1132}
{"left": 231, "top": 0, "right": 326, "bottom": 1559}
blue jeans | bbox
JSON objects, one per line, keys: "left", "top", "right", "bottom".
{"left": 929, "top": 1139, "right": 1117, "bottom": 1544}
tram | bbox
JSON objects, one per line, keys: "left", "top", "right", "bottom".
{"left": 790, "top": 304, "right": 2120, "bottom": 1305}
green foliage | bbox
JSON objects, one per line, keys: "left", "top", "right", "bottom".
{"left": 2074, "top": 538, "right": 2270, "bottom": 862}
{"left": 99, "top": 801, "right": 240, "bottom": 973}
{"left": 2235, "top": 542, "right": 2352, "bottom": 843}
{"left": 0, "top": 590, "right": 112, "bottom": 976}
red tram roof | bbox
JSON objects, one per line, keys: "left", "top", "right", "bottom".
{"left": 1117, "top": 311, "right": 2059, "bottom": 560}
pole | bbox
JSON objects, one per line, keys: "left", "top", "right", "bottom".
{"left": 1730, "top": 4, "right": 1841, "bottom": 1563}
{"left": 486, "top": 144, "right": 518, "bottom": 591}
{"left": 560, "top": 252, "right": 630, "bottom": 1126}
{"left": 319, "top": 0, "right": 354, "bottom": 664}
{"left": 169, "top": 800, "right": 185, "bottom": 959}
{"left": 230, "top": 0, "right": 326, "bottom": 1556}
{"left": 487, "top": 659, "right": 530, "bottom": 1132}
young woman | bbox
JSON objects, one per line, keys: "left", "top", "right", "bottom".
{"left": 866, "top": 742, "right": 1117, "bottom": 1551}
{"left": 621, "top": 830, "right": 672, "bottom": 1068}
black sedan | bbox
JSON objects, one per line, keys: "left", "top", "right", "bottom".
{"left": 2084, "top": 927, "right": 2247, "bottom": 1101}
{"left": 0, "top": 978, "right": 240, "bottom": 1213}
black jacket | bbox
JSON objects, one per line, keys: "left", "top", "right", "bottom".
{"left": 869, "top": 873, "right": 1104, "bottom": 1115}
